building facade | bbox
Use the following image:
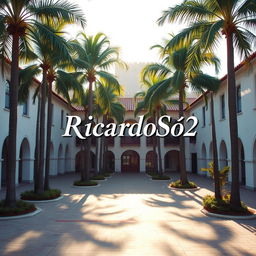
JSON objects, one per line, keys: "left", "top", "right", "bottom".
{"left": 0, "top": 55, "right": 256, "bottom": 190}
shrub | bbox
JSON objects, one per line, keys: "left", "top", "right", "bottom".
{"left": 201, "top": 162, "right": 230, "bottom": 192}
{"left": 203, "top": 195, "right": 250, "bottom": 215}
{"left": 20, "top": 189, "right": 61, "bottom": 200}
{"left": 0, "top": 200, "right": 36, "bottom": 217}
{"left": 73, "top": 180, "right": 98, "bottom": 186}
{"left": 152, "top": 174, "right": 170, "bottom": 180}
{"left": 103, "top": 172, "right": 111, "bottom": 177}
{"left": 170, "top": 180, "right": 197, "bottom": 189}
{"left": 91, "top": 175, "right": 105, "bottom": 180}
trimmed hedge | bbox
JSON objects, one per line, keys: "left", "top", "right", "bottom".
{"left": 0, "top": 200, "right": 36, "bottom": 217}
{"left": 152, "top": 174, "right": 170, "bottom": 180}
{"left": 73, "top": 180, "right": 98, "bottom": 186}
{"left": 203, "top": 195, "right": 252, "bottom": 215}
{"left": 170, "top": 180, "right": 197, "bottom": 189}
{"left": 103, "top": 172, "right": 111, "bottom": 177}
{"left": 91, "top": 175, "right": 106, "bottom": 180}
{"left": 21, "top": 189, "right": 61, "bottom": 201}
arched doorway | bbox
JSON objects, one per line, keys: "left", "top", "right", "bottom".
{"left": 104, "top": 151, "right": 115, "bottom": 172}
{"left": 146, "top": 151, "right": 157, "bottom": 173}
{"left": 75, "top": 151, "right": 95, "bottom": 173}
{"left": 50, "top": 142, "right": 54, "bottom": 175}
{"left": 57, "top": 144, "right": 63, "bottom": 174}
{"left": 75, "top": 151, "right": 84, "bottom": 173}
{"left": 238, "top": 138, "right": 246, "bottom": 185}
{"left": 65, "top": 145, "right": 70, "bottom": 173}
{"left": 201, "top": 143, "right": 207, "bottom": 171}
{"left": 121, "top": 150, "right": 140, "bottom": 173}
{"left": 1, "top": 137, "right": 8, "bottom": 187}
{"left": 164, "top": 150, "right": 180, "bottom": 172}
{"left": 209, "top": 142, "right": 213, "bottom": 162}
{"left": 18, "top": 138, "right": 30, "bottom": 183}
{"left": 219, "top": 140, "right": 228, "bottom": 169}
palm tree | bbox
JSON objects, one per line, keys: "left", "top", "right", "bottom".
{"left": 158, "top": 0, "right": 256, "bottom": 208}
{"left": 19, "top": 25, "right": 82, "bottom": 193}
{"left": 95, "top": 80, "right": 125, "bottom": 173}
{"left": 143, "top": 40, "right": 220, "bottom": 185}
{"left": 0, "top": 0, "right": 85, "bottom": 207}
{"left": 70, "top": 33, "right": 125, "bottom": 181}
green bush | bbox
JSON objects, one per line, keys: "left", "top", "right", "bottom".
{"left": 91, "top": 175, "right": 106, "bottom": 180}
{"left": 73, "top": 180, "right": 98, "bottom": 186}
{"left": 20, "top": 189, "right": 61, "bottom": 200}
{"left": 152, "top": 174, "right": 170, "bottom": 180}
{"left": 170, "top": 180, "right": 197, "bottom": 189}
{"left": 146, "top": 171, "right": 157, "bottom": 176}
{"left": 0, "top": 200, "right": 36, "bottom": 217}
{"left": 103, "top": 172, "right": 111, "bottom": 177}
{"left": 203, "top": 195, "right": 249, "bottom": 214}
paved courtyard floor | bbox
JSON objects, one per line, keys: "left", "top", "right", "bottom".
{"left": 0, "top": 173, "right": 256, "bottom": 256}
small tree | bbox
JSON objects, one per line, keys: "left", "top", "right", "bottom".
{"left": 201, "top": 162, "right": 230, "bottom": 197}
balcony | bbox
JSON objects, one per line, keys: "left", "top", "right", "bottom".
{"left": 146, "top": 137, "right": 154, "bottom": 147}
{"left": 164, "top": 136, "right": 179, "bottom": 146}
{"left": 120, "top": 136, "right": 140, "bottom": 146}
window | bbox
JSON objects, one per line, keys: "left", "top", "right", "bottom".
{"left": 236, "top": 85, "right": 242, "bottom": 113}
{"left": 202, "top": 106, "right": 206, "bottom": 127}
{"left": 4, "top": 82, "right": 10, "bottom": 109}
{"left": 220, "top": 94, "right": 225, "bottom": 119}
{"left": 61, "top": 109, "right": 64, "bottom": 129}
{"left": 22, "top": 99, "right": 28, "bottom": 116}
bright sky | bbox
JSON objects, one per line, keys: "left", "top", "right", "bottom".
{"left": 69, "top": 0, "right": 245, "bottom": 77}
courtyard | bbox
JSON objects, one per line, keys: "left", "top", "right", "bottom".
{"left": 0, "top": 173, "right": 256, "bottom": 256}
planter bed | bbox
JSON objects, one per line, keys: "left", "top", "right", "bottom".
{"left": 73, "top": 180, "right": 98, "bottom": 186}
{"left": 0, "top": 200, "right": 37, "bottom": 218}
{"left": 169, "top": 180, "right": 198, "bottom": 189}
{"left": 20, "top": 189, "right": 61, "bottom": 201}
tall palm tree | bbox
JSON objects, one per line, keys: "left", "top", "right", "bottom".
{"left": 95, "top": 80, "right": 125, "bottom": 173}
{"left": 70, "top": 33, "right": 125, "bottom": 181}
{"left": 0, "top": 0, "right": 85, "bottom": 207}
{"left": 143, "top": 40, "right": 220, "bottom": 184}
{"left": 158, "top": 0, "right": 256, "bottom": 208}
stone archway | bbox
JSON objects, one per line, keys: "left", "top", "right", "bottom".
{"left": 164, "top": 150, "right": 180, "bottom": 172}
{"left": 18, "top": 138, "right": 30, "bottom": 183}
{"left": 201, "top": 143, "right": 207, "bottom": 170}
{"left": 146, "top": 151, "right": 157, "bottom": 173}
{"left": 238, "top": 138, "right": 246, "bottom": 186}
{"left": 121, "top": 150, "right": 140, "bottom": 173}
{"left": 104, "top": 151, "right": 115, "bottom": 172}
{"left": 219, "top": 140, "right": 228, "bottom": 169}
{"left": 57, "top": 144, "right": 63, "bottom": 174}
{"left": 1, "top": 137, "right": 8, "bottom": 187}
{"left": 65, "top": 145, "right": 70, "bottom": 173}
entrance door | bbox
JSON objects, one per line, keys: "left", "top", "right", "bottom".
{"left": 121, "top": 150, "right": 140, "bottom": 173}
{"left": 191, "top": 153, "right": 198, "bottom": 174}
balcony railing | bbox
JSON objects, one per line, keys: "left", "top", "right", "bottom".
{"left": 146, "top": 137, "right": 154, "bottom": 146}
{"left": 76, "top": 136, "right": 96, "bottom": 147}
{"left": 120, "top": 136, "right": 140, "bottom": 146}
{"left": 164, "top": 136, "right": 179, "bottom": 146}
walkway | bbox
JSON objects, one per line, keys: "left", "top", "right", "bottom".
{"left": 0, "top": 173, "right": 256, "bottom": 256}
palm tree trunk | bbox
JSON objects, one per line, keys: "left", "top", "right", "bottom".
{"left": 37, "top": 69, "right": 47, "bottom": 194}
{"left": 5, "top": 33, "right": 19, "bottom": 207}
{"left": 99, "top": 135, "right": 103, "bottom": 174}
{"left": 226, "top": 33, "right": 241, "bottom": 209}
{"left": 102, "top": 114, "right": 107, "bottom": 172}
{"left": 179, "top": 87, "right": 188, "bottom": 184}
{"left": 34, "top": 97, "right": 41, "bottom": 192}
{"left": 44, "top": 81, "right": 53, "bottom": 190}
{"left": 156, "top": 110, "right": 163, "bottom": 174}
{"left": 153, "top": 112, "right": 158, "bottom": 174}
{"left": 210, "top": 92, "right": 221, "bottom": 200}
{"left": 84, "top": 80, "right": 94, "bottom": 181}
{"left": 95, "top": 117, "right": 99, "bottom": 174}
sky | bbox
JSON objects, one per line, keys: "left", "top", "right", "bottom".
{"left": 69, "top": 0, "right": 244, "bottom": 77}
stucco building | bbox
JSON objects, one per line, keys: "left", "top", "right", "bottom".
{"left": 0, "top": 53, "right": 256, "bottom": 190}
